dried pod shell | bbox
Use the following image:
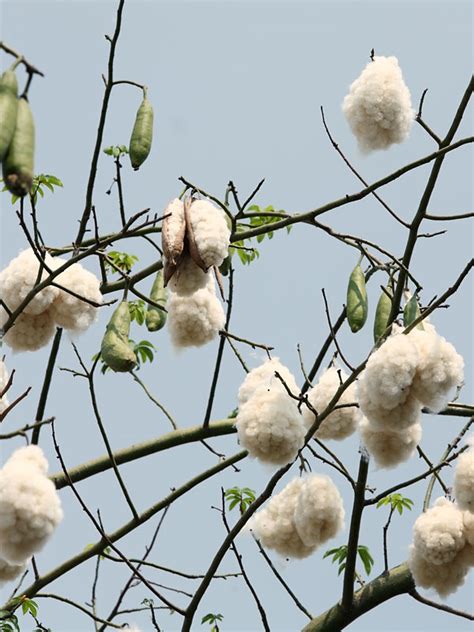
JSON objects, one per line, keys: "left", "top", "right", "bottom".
{"left": 184, "top": 197, "right": 208, "bottom": 272}
{"left": 162, "top": 198, "right": 186, "bottom": 267}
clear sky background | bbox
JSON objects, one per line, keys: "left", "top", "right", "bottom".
{"left": 0, "top": 1, "right": 472, "bottom": 631}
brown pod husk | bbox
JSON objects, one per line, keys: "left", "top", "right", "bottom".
{"left": 163, "top": 258, "right": 179, "bottom": 287}
{"left": 184, "top": 197, "right": 208, "bottom": 272}
{"left": 162, "top": 198, "right": 186, "bottom": 265}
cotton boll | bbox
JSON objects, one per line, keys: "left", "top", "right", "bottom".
{"left": 413, "top": 498, "right": 465, "bottom": 565}
{"left": 50, "top": 262, "right": 102, "bottom": 332}
{"left": 168, "top": 255, "right": 209, "bottom": 296}
{"left": 358, "top": 332, "right": 419, "bottom": 411}
{"left": 357, "top": 378, "right": 421, "bottom": 430}
{"left": 294, "top": 474, "right": 345, "bottom": 547}
{"left": 0, "top": 359, "right": 9, "bottom": 413}
{"left": 1, "top": 308, "right": 55, "bottom": 352}
{"left": 303, "top": 367, "right": 359, "bottom": 440}
{"left": 0, "top": 249, "right": 59, "bottom": 315}
{"left": 188, "top": 199, "right": 230, "bottom": 269}
{"left": 236, "top": 387, "right": 305, "bottom": 465}
{"left": 3, "top": 445, "right": 49, "bottom": 476}
{"left": 238, "top": 358, "right": 299, "bottom": 406}
{"left": 408, "top": 544, "right": 470, "bottom": 597}
{"left": 167, "top": 279, "right": 225, "bottom": 348}
{"left": 454, "top": 448, "right": 474, "bottom": 512}
{"left": 0, "top": 453, "right": 63, "bottom": 563}
{"left": 0, "top": 557, "right": 27, "bottom": 586}
{"left": 410, "top": 326, "right": 464, "bottom": 413}
{"left": 342, "top": 56, "right": 413, "bottom": 153}
{"left": 250, "top": 478, "right": 315, "bottom": 558}
{"left": 360, "top": 418, "right": 421, "bottom": 468}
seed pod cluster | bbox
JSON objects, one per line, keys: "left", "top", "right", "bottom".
{"left": 250, "top": 474, "right": 344, "bottom": 559}
{"left": 0, "top": 249, "right": 103, "bottom": 351}
{"left": 0, "top": 66, "right": 36, "bottom": 197}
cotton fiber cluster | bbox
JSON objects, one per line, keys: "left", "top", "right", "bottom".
{"left": 342, "top": 56, "right": 413, "bottom": 153}
{"left": 454, "top": 445, "right": 474, "bottom": 512}
{"left": 359, "top": 418, "right": 421, "bottom": 468}
{"left": 303, "top": 367, "right": 360, "bottom": 440}
{"left": 250, "top": 474, "right": 344, "bottom": 559}
{"left": 235, "top": 359, "right": 305, "bottom": 465}
{"left": 167, "top": 276, "right": 225, "bottom": 348}
{"left": 0, "top": 557, "right": 27, "bottom": 586}
{"left": 409, "top": 497, "right": 474, "bottom": 597}
{"left": 409, "top": 323, "right": 464, "bottom": 413}
{"left": 0, "top": 358, "right": 9, "bottom": 414}
{"left": 187, "top": 199, "right": 230, "bottom": 269}
{"left": 168, "top": 255, "right": 209, "bottom": 296}
{"left": 0, "top": 445, "right": 63, "bottom": 564}
{"left": 0, "top": 249, "right": 102, "bottom": 351}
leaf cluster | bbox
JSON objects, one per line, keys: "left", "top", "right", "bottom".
{"left": 324, "top": 544, "right": 374, "bottom": 576}
{"left": 224, "top": 486, "right": 256, "bottom": 514}
{"left": 376, "top": 493, "right": 414, "bottom": 515}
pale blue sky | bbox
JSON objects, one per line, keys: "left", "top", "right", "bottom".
{"left": 0, "top": 1, "right": 472, "bottom": 631}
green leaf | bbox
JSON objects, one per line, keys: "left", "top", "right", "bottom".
{"left": 357, "top": 546, "right": 374, "bottom": 575}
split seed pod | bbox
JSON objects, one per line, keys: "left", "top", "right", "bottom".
{"left": 129, "top": 88, "right": 154, "bottom": 170}
{"left": 145, "top": 269, "right": 167, "bottom": 332}
{"left": 161, "top": 198, "right": 186, "bottom": 285}
{"left": 100, "top": 302, "right": 137, "bottom": 372}
{"left": 346, "top": 264, "right": 368, "bottom": 333}
{"left": 2, "top": 97, "right": 35, "bottom": 197}
{"left": 184, "top": 197, "right": 207, "bottom": 272}
{"left": 0, "top": 70, "right": 19, "bottom": 161}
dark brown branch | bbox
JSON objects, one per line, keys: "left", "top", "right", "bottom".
{"left": 32, "top": 328, "right": 63, "bottom": 444}
{"left": 410, "top": 589, "right": 474, "bottom": 621}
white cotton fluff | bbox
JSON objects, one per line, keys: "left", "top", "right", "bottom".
{"left": 1, "top": 309, "right": 55, "bottom": 352}
{"left": 408, "top": 543, "right": 471, "bottom": 598}
{"left": 235, "top": 387, "right": 305, "bottom": 465}
{"left": 409, "top": 324, "right": 464, "bottom": 413}
{"left": 360, "top": 417, "right": 421, "bottom": 468}
{"left": 293, "top": 474, "right": 345, "bottom": 547}
{"left": 303, "top": 367, "right": 360, "bottom": 440}
{"left": 342, "top": 56, "right": 413, "bottom": 153}
{"left": 0, "top": 249, "right": 59, "bottom": 315}
{"left": 188, "top": 199, "right": 230, "bottom": 269}
{"left": 4, "top": 445, "right": 49, "bottom": 476}
{"left": 357, "top": 378, "right": 421, "bottom": 431}
{"left": 50, "top": 261, "right": 102, "bottom": 333}
{"left": 0, "top": 446, "right": 63, "bottom": 563}
{"left": 250, "top": 478, "right": 315, "bottom": 558}
{"left": 413, "top": 498, "right": 466, "bottom": 565}
{"left": 0, "top": 557, "right": 27, "bottom": 586}
{"left": 454, "top": 447, "right": 474, "bottom": 512}
{"left": 167, "top": 277, "right": 225, "bottom": 348}
{"left": 358, "top": 331, "right": 419, "bottom": 412}
{"left": 0, "top": 358, "right": 9, "bottom": 413}
{"left": 168, "top": 255, "right": 209, "bottom": 296}
{"left": 238, "top": 358, "right": 299, "bottom": 406}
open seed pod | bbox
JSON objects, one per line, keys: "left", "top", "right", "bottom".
{"left": 162, "top": 198, "right": 186, "bottom": 267}
{"left": 184, "top": 196, "right": 208, "bottom": 272}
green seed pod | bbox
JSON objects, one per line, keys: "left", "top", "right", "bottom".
{"left": 101, "top": 301, "right": 137, "bottom": 372}
{"left": 403, "top": 294, "right": 424, "bottom": 330}
{"left": 346, "top": 264, "right": 368, "bottom": 333}
{"left": 373, "top": 287, "right": 392, "bottom": 343}
{"left": 0, "top": 70, "right": 19, "bottom": 162}
{"left": 129, "top": 91, "right": 153, "bottom": 171}
{"left": 2, "top": 97, "right": 35, "bottom": 197}
{"left": 145, "top": 270, "right": 167, "bottom": 332}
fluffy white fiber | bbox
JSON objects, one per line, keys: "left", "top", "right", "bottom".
{"left": 238, "top": 358, "right": 299, "bottom": 406}
{"left": 50, "top": 261, "right": 103, "bottom": 332}
{"left": 342, "top": 55, "right": 413, "bottom": 153}
{"left": 0, "top": 557, "right": 27, "bottom": 586}
{"left": 188, "top": 199, "right": 230, "bottom": 269}
{"left": 236, "top": 387, "right": 305, "bottom": 465}
{"left": 0, "top": 249, "right": 59, "bottom": 315}
{"left": 0, "top": 445, "right": 63, "bottom": 563}
{"left": 409, "top": 324, "right": 464, "bottom": 413}
{"left": 413, "top": 498, "right": 465, "bottom": 565}
{"left": 294, "top": 474, "right": 345, "bottom": 547}
{"left": 303, "top": 367, "right": 359, "bottom": 440}
{"left": 408, "top": 543, "right": 471, "bottom": 598}
{"left": 1, "top": 309, "right": 55, "bottom": 352}
{"left": 358, "top": 331, "right": 419, "bottom": 412}
{"left": 0, "top": 359, "right": 9, "bottom": 413}
{"left": 454, "top": 446, "right": 474, "bottom": 512}
{"left": 250, "top": 478, "right": 314, "bottom": 559}
{"left": 360, "top": 418, "right": 421, "bottom": 468}
{"left": 167, "top": 277, "right": 225, "bottom": 348}
{"left": 358, "top": 380, "right": 421, "bottom": 430}
{"left": 168, "top": 255, "right": 209, "bottom": 296}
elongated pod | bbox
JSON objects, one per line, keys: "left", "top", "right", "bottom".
{"left": 3, "top": 97, "right": 35, "bottom": 196}
{"left": 129, "top": 89, "right": 153, "bottom": 170}
{"left": 346, "top": 264, "right": 368, "bottom": 333}
{"left": 0, "top": 70, "right": 19, "bottom": 161}
{"left": 100, "top": 302, "right": 137, "bottom": 372}
{"left": 145, "top": 270, "right": 167, "bottom": 332}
